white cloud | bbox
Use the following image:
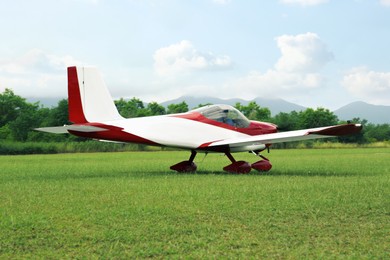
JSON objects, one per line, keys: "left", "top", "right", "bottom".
{"left": 231, "top": 32, "right": 333, "bottom": 98}
{"left": 125, "top": 35, "right": 333, "bottom": 103}
{"left": 280, "top": 0, "right": 329, "bottom": 6}
{"left": 153, "top": 40, "right": 232, "bottom": 76}
{"left": 341, "top": 67, "right": 390, "bottom": 105}
{"left": 0, "top": 49, "right": 83, "bottom": 98}
{"left": 275, "top": 32, "right": 333, "bottom": 73}
{"left": 380, "top": 0, "right": 390, "bottom": 6}
{"left": 0, "top": 49, "right": 82, "bottom": 74}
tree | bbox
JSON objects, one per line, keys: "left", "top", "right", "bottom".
{"left": 48, "top": 99, "right": 69, "bottom": 126}
{"left": 0, "top": 89, "right": 45, "bottom": 141}
{"left": 147, "top": 102, "right": 166, "bottom": 116}
{"left": 298, "top": 107, "right": 338, "bottom": 129}
{"left": 115, "top": 97, "right": 148, "bottom": 118}
{"left": 8, "top": 102, "right": 41, "bottom": 141}
{"left": 364, "top": 123, "right": 390, "bottom": 142}
{"left": 234, "top": 101, "right": 271, "bottom": 121}
{"left": 271, "top": 111, "right": 300, "bottom": 131}
{"left": 167, "top": 101, "right": 188, "bottom": 114}
{"left": 28, "top": 99, "right": 74, "bottom": 142}
{"left": 114, "top": 98, "right": 128, "bottom": 117}
{"left": 0, "top": 89, "right": 27, "bottom": 127}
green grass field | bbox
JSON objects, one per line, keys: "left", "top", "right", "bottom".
{"left": 1, "top": 148, "right": 389, "bottom": 258}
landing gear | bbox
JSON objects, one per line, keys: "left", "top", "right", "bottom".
{"left": 223, "top": 152, "right": 252, "bottom": 174}
{"left": 170, "top": 150, "right": 197, "bottom": 173}
{"left": 170, "top": 149, "right": 272, "bottom": 174}
{"left": 251, "top": 154, "right": 272, "bottom": 172}
{"left": 223, "top": 152, "right": 272, "bottom": 174}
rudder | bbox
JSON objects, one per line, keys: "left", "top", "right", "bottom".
{"left": 67, "top": 67, "right": 123, "bottom": 123}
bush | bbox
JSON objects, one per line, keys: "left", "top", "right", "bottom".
{"left": 0, "top": 141, "right": 161, "bottom": 155}
{"left": 0, "top": 142, "right": 57, "bottom": 155}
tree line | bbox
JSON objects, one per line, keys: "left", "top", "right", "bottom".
{"left": 1, "top": 89, "right": 389, "bottom": 154}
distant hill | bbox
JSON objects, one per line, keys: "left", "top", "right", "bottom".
{"left": 252, "top": 97, "right": 306, "bottom": 115}
{"left": 334, "top": 101, "right": 390, "bottom": 124}
{"left": 28, "top": 95, "right": 389, "bottom": 124}
{"left": 161, "top": 96, "right": 306, "bottom": 116}
{"left": 28, "top": 95, "right": 306, "bottom": 115}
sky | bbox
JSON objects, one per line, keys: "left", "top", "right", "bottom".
{"left": 1, "top": 0, "right": 390, "bottom": 109}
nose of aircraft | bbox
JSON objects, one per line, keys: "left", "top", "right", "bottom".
{"left": 249, "top": 121, "right": 278, "bottom": 135}
{"left": 262, "top": 122, "right": 278, "bottom": 133}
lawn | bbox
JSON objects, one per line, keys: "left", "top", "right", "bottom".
{"left": 0, "top": 148, "right": 389, "bottom": 258}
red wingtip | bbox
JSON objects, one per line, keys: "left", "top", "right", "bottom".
{"left": 310, "top": 124, "right": 363, "bottom": 136}
{"left": 67, "top": 67, "right": 88, "bottom": 123}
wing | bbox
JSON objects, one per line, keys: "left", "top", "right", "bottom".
{"left": 201, "top": 123, "right": 362, "bottom": 151}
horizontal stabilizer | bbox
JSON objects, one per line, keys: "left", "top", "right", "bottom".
{"left": 35, "top": 125, "right": 109, "bottom": 134}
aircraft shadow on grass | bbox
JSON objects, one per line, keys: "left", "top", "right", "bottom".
{"left": 265, "top": 170, "right": 357, "bottom": 177}
{"left": 7, "top": 169, "right": 356, "bottom": 183}
{"left": 170, "top": 169, "right": 357, "bottom": 177}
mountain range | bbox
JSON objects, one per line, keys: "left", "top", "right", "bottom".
{"left": 29, "top": 96, "right": 389, "bottom": 124}
{"left": 161, "top": 96, "right": 390, "bottom": 124}
{"left": 161, "top": 96, "right": 306, "bottom": 115}
{"left": 334, "top": 101, "right": 390, "bottom": 124}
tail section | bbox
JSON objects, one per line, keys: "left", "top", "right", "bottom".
{"left": 67, "top": 67, "right": 123, "bottom": 123}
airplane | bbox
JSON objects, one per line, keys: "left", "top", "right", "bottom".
{"left": 36, "top": 66, "right": 362, "bottom": 174}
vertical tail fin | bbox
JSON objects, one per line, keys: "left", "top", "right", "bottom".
{"left": 67, "top": 67, "right": 123, "bottom": 123}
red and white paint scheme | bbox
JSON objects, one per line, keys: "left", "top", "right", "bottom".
{"left": 36, "top": 67, "right": 362, "bottom": 174}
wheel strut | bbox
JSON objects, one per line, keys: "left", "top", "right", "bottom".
{"left": 189, "top": 150, "right": 197, "bottom": 162}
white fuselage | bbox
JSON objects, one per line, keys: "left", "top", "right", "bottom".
{"left": 105, "top": 115, "right": 251, "bottom": 150}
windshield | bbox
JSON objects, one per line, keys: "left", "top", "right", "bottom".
{"left": 191, "top": 104, "right": 250, "bottom": 128}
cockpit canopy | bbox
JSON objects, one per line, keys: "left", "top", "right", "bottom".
{"left": 191, "top": 104, "right": 251, "bottom": 128}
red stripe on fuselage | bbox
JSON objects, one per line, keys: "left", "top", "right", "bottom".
{"left": 171, "top": 112, "right": 276, "bottom": 136}
{"left": 68, "top": 67, "right": 88, "bottom": 124}
{"left": 68, "top": 123, "right": 158, "bottom": 146}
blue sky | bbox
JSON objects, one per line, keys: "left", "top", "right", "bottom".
{"left": 1, "top": 0, "right": 390, "bottom": 109}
